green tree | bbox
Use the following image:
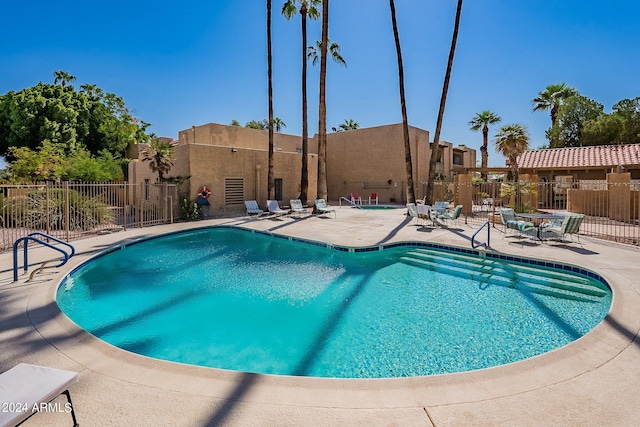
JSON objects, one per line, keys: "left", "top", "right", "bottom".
{"left": 581, "top": 114, "right": 624, "bottom": 146}
{"left": 307, "top": 39, "right": 346, "bottom": 67}
{"left": 494, "top": 123, "right": 529, "bottom": 182}
{"left": 141, "top": 139, "right": 175, "bottom": 181}
{"left": 229, "top": 119, "right": 242, "bottom": 126}
{"left": 245, "top": 119, "right": 268, "bottom": 130}
{"left": 282, "top": 0, "right": 321, "bottom": 204}
{"left": 468, "top": 110, "right": 501, "bottom": 181}
{"left": 612, "top": 97, "right": 640, "bottom": 144}
{"left": 532, "top": 83, "right": 578, "bottom": 127}
{"left": 331, "top": 118, "right": 359, "bottom": 132}
{"left": 0, "top": 79, "right": 150, "bottom": 161}
{"left": 546, "top": 95, "right": 603, "bottom": 147}
{"left": 273, "top": 117, "right": 287, "bottom": 132}
{"left": 53, "top": 70, "right": 76, "bottom": 87}
{"left": 426, "top": 0, "right": 464, "bottom": 205}
{"left": 6, "top": 141, "right": 66, "bottom": 182}
{"left": 389, "top": 0, "right": 415, "bottom": 204}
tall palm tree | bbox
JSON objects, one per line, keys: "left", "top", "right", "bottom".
{"left": 282, "top": 0, "right": 321, "bottom": 204}
{"left": 494, "top": 123, "right": 529, "bottom": 183}
{"left": 53, "top": 70, "right": 76, "bottom": 87}
{"left": 468, "top": 110, "right": 501, "bottom": 181}
{"left": 389, "top": 0, "right": 416, "bottom": 204}
{"left": 532, "top": 83, "right": 578, "bottom": 127}
{"left": 141, "top": 139, "right": 175, "bottom": 182}
{"left": 307, "top": 40, "right": 346, "bottom": 66}
{"left": 425, "top": 0, "right": 464, "bottom": 205}
{"left": 267, "top": 0, "right": 275, "bottom": 199}
{"left": 316, "top": 0, "right": 329, "bottom": 201}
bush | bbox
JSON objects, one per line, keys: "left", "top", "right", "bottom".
{"left": 3, "top": 189, "right": 113, "bottom": 231}
{"left": 179, "top": 193, "right": 200, "bottom": 221}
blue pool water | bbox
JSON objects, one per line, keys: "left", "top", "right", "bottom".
{"left": 56, "top": 227, "right": 612, "bottom": 378}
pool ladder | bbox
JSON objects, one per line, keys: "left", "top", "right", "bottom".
{"left": 13, "top": 232, "right": 75, "bottom": 282}
{"left": 471, "top": 221, "right": 491, "bottom": 249}
{"left": 338, "top": 196, "right": 362, "bottom": 208}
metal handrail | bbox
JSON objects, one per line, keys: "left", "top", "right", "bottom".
{"left": 338, "top": 196, "right": 362, "bottom": 208}
{"left": 13, "top": 233, "right": 75, "bottom": 282}
{"left": 27, "top": 232, "right": 76, "bottom": 258}
{"left": 471, "top": 221, "right": 491, "bottom": 249}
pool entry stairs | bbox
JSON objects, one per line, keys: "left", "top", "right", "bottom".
{"left": 399, "top": 248, "right": 609, "bottom": 303}
{"left": 12, "top": 233, "right": 75, "bottom": 282}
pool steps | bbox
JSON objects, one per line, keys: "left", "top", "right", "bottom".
{"left": 399, "top": 248, "right": 609, "bottom": 303}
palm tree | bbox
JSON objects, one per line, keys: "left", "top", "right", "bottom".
{"left": 273, "top": 117, "right": 287, "bottom": 132}
{"left": 307, "top": 39, "right": 346, "bottom": 66}
{"left": 282, "top": 0, "right": 321, "bottom": 204}
{"left": 389, "top": 0, "right": 416, "bottom": 204}
{"left": 425, "top": 0, "right": 464, "bottom": 205}
{"left": 532, "top": 83, "right": 578, "bottom": 127}
{"left": 53, "top": 70, "right": 76, "bottom": 87}
{"left": 141, "top": 139, "right": 175, "bottom": 181}
{"left": 468, "top": 110, "right": 501, "bottom": 181}
{"left": 267, "top": 0, "right": 275, "bottom": 199}
{"left": 332, "top": 118, "right": 359, "bottom": 132}
{"left": 494, "top": 123, "right": 529, "bottom": 183}
{"left": 79, "top": 83, "right": 97, "bottom": 97}
{"left": 316, "top": 0, "right": 329, "bottom": 201}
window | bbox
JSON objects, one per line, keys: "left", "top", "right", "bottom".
{"left": 224, "top": 178, "right": 244, "bottom": 205}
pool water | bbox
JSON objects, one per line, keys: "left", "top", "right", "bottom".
{"left": 57, "top": 227, "right": 611, "bottom": 378}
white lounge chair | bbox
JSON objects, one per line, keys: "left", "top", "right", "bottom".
{"left": 540, "top": 213, "right": 584, "bottom": 243}
{"left": 0, "top": 363, "right": 79, "bottom": 427}
{"left": 314, "top": 199, "right": 336, "bottom": 218}
{"left": 267, "top": 200, "right": 289, "bottom": 216}
{"left": 289, "top": 199, "right": 308, "bottom": 217}
{"left": 245, "top": 200, "right": 265, "bottom": 216}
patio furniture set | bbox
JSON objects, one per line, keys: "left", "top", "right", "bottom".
{"left": 407, "top": 202, "right": 463, "bottom": 228}
{"left": 499, "top": 208, "right": 584, "bottom": 243}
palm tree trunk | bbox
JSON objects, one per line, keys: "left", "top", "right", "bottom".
{"left": 390, "top": 0, "right": 415, "bottom": 204}
{"left": 267, "top": 0, "right": 275, "bottom": 200}
{"left": 299, "top": 4, "right": 309, "bottom": 205}
{"left": 481, "top": 124, "right": 488, "bottom": 181}
{"left": 425, "top": 0, "right": 463, "bottom": 205}
{"left": 316, "top": 0, "right": 329, "bottom": 201}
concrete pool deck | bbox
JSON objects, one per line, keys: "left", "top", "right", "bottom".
{"left": 1, "top": 206, "right": 639, "bottom": 426}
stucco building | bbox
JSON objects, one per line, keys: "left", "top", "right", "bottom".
{"left": 129, "top": 122, "right": 475, "bottom": 212}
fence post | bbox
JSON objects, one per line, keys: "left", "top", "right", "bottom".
{"left": 64, "top": 181, "right": 70, "bottom": 241}
{"left": 608, "top": 172, "right": 631, "bottom": 222}
{"left": 46, "top": 184, "right": 51, "bottom": 236}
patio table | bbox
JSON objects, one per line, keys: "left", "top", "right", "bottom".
{"left": 517, "top": 213, "right": 565, "bottom": 240}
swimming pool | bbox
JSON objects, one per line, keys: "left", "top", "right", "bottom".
{"left": 56, "top": 226, "right": 611, "bottom": 378}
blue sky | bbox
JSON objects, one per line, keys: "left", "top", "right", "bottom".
{"left": 1, "top": 0, "right": 639, "bottom": 167}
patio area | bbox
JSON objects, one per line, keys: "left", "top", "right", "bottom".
{"left": 1, "top": 206, "right": 639, "bottom": 426}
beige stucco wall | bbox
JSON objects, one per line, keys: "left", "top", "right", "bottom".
{"left": 325, "top": 124, "right": 432, "bottom": 204}
{"left": 130, "top": 122, "right": 475, "bottom": 213}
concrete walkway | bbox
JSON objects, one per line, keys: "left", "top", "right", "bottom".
{"left": 1, "top": 206, "right": 639, "bottom": 426}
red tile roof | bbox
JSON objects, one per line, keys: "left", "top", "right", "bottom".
{"left": 517, "top": 144, "right": 640, "bottom": 169}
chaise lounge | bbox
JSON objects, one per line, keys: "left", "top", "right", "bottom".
{"left": 499, "top": 208, "right": 536, "bottom": 238}
{"left": 315, "top": 199, "right": 336, "bottom": 218}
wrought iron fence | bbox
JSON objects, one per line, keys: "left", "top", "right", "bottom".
{"left": 436, "top": 180, "right": 640, "bottom": 246}
{"left": 1, "top": 182, "right": 179, "bottom": 252}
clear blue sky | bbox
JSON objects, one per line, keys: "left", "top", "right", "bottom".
{"left": 2, "top": 0, "right": 639, "bottom": 167}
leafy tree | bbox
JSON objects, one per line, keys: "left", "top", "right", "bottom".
{"left": 581, "top": 114, "right": 624, "bottom": 146}
{"left": 141, "top": 139, "right": 175, "bottom": 181}
{"left": 494, "top": 123, "right": 529, "bottom": 182}
{"left": 282, "top": 0, "right": 321, "bottom": 204}
{"left": 0, "top": 77, "right": 151, "bottom": 162}
{"left": 273, "top": 117, "right": 287, "bottom": 132}
{"left": 532, "top": 83, "right": 578, "bottom": 127}
{"left": 389, "top": 0, "right": 415, "bottom": 204}
{"left": 612, "top": 97, "right": 640, "bottom": 144}
{"left": 546, "top": 95, "right": 603, "bottom": 147}
{"left": 332, "top": 118, "right": 359, "bottom": 132}
{"left": 245, "top": 119, "right": 268, "bottom": 130}
{"left": 468, "top": 110, "right": 501, "bottom": 181}
{"left": 426, "top": 0, "right": 463, "bottom": 205}
{"left": 229, "top": 119, "right": 242, "bottom": 126}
